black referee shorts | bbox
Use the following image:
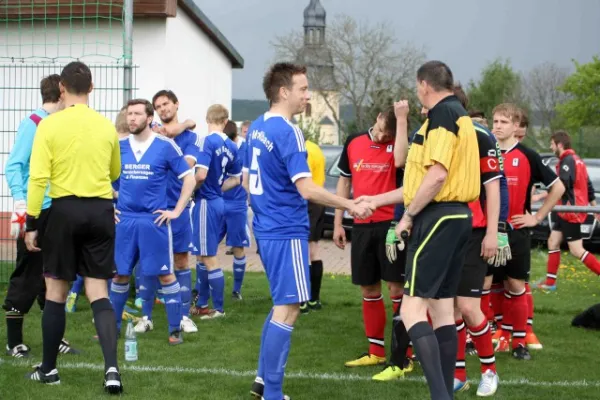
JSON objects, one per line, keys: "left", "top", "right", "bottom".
{"left": 43, "top": 196, "right": 116, "bottom": 282}
{"left": 2, "top": 208, "right": 49, "bottom": 314}
{"left": 404, "top": 203, "right": 472, "bottom": 299}
{"left": 308, "top": 201, "right": 325, "bottom": 242}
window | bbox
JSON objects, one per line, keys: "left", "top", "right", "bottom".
{"left": 305, "top": 102, "right": 312, "bottom": 117}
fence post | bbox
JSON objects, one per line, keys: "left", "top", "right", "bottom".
{"left": 123, "top": 0, "right": 134, "bottom": 105}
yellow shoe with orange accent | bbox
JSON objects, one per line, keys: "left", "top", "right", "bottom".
{"left": 526, "top": 332, "right": 543, "bottom": 350}
{"left": 345, "top": 353, "right": 386, "bottom": 368}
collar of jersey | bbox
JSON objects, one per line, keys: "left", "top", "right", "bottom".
{"left": 559, "top": 149, "right": 575, "bottom": 160}
{"left": 128, "top": 132, "right": 157, "bottom": 157}
{"left": 264, "top": 111, "right": 290, "bottom": 122}
{"left": 208, "top": 131, "right": 229, "bottom": 141}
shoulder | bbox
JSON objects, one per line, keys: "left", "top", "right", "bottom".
{"left": 427, "top": 96, "right": 467, "bottom": 135}
{"left": 156, "top": 134, "right": 182, "bottom": 154}
{"left": 344, "top": 132, "right": 370, "bottom": 148}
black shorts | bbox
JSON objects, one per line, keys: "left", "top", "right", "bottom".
{"left": 43, "top": 196, "right": 116, "bottom": 282}
{"left": 457, "top": 229, "right": 488, "bottom": 298}
{"left": 2, "top": 209, "right": 49, "bottom": 314}
{"left": 351, "top": 221, "right": 405, "bottom": 286}
{"left": 405, "top": 203, "right": 472, "bottom": 299}
{"left": 503, "top": 228, "right": 531, "bottom": 281}
{"left": 308, "top": 201, "right": 325, "bottom": 242}
{"left": 551, "top": 213, "right": 582, "bottom": 242}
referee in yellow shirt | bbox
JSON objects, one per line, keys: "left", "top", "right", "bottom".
{"left": 24, "top": 61, "right": 123, "bottom": 394}
{"left": 397, "top": 61, "right": 480, "bottom": 399}
{"left": 300, "top": 139, "right": 326, "bottom": 313}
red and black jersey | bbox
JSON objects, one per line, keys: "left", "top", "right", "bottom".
{"left": 556, "top": 149, "right": 593, "bottom": 223}
{"left": 338, "top": 130, "right": 400, "bottom": 224}
{"left": 502, "top": 143, "right": 559, "bottom": 229}
{"left": 468, "top": 127, "right": 502, "bottom": 228}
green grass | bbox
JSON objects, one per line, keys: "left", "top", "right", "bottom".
{"left": 1, "top": 247, "right": 600, "bottom": 399}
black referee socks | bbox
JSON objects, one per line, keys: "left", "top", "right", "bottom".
{"left": 434, "top": 324, "right": 458, "bottom": 398}
{"left": 91, "top": 298, "right": 119, "bottom": 372}
{"left": 41, "top": 300, "right": 66, "bottom": 373}
{"left": 309, "top": 260, "right": 323, "bottom": 302}
{"left": 408, "top": 321, "right": 451, "bottom": 400}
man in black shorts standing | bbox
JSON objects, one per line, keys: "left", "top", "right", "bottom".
{"left": 399, "top": 61, "right": 481, "bottom": 400}
{"left": 24, "top": 61, "right": 123, "bottom": 393}
{"left": 334, "top": 105, "right": 410, "bottom": 373}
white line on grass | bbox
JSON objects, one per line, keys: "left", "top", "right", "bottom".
{"left": 3, "top": 359, "right": 600, "bottom": 388}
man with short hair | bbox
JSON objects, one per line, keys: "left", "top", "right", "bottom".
{"left": 190, "top": 104, "right": 242, "bottom": 320}
{"left": 110, "top": 98, "right": 196, "bottom": 347}
{"left": 24, "top": 61, "right": 123, "bottom": 392}
{"left": 514, "top": 110, "right": 529, "bottom": 142}
{"left": 539, "top": 131, "right": 600, "bottom": 290}
{"left": 246, "top": 61, "right": 371, "bottom": 400}
{"left": 490, "top": 103, "right": 564, "bottom": 361}
{"left": 3, "top": 74, "right": 80, "bottom": 359}
{"left": 240, "top": 120, "right": 252, "bottom": 139}
{"left": 222, "top": 120, "right": 250, "bottom": 300}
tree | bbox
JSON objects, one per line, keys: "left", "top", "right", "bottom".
{"left": 296, "top": 115, "right": 322, "bottom": 144}
{"left": 467, "top": 59, "right": 526, "bottom": 121}
{"left": 271, "top": 14, "right": 425, "bottom": 136}
{"left": 523, "top": 62, "right": 569, "bottom": 130}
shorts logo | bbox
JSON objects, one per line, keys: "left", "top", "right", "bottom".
{"left": 161, "top": 265, "right": 168, "bottom": 271}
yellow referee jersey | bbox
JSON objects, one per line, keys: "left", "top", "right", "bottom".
{"left": 305, "top": 140, "right": 326, "bottom": 187}
{"left": 27, "top": 104, "right": 121, "bottom": 217}
{"left": 404, "top": 95, "right": 480, "bottom": 206}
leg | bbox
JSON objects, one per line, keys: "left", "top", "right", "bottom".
{"left": 66, "top": 274, "right": 84, "bottom": 313}
{"left": 109, "top": 275, "right": 131, "bottom": 332}
{"left": 86, "top": 277, "right": 119, "bottom": 373}
{"left": 174, "top": 252, "right": 195, "bottom": 332}
{"left": 568, "top": 239, "right": 600, "bottom": 275}
{"left": 41, "top": 278, "right": 69, "bottom": 373}
{"left": 543, "top": 229, "right": 563, "bottom": 288}
{"left": 232, "top": 247, "right": 247, "bottom": 297}
{"left": 198, "top": 198, "right": 225, "bottom": 318}
{"left": 202, "top": 255, "right": 225, "bottom": 317}
{"left": 157, "top": 273, "right": 183, "bottom": 340}
{"left": 307, "top": 203, "right": 325, "bottom": 309}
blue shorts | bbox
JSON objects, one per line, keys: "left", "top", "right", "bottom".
{"left": 169, "top": 205, "right": 192, "bottom": 253}
{"left": 223, "top": 202, "right": 250, "bottom": 248}
{"left": 115, "top": 213, "right": 174, "bottom": 277}
{"left": 256, "top": 238, "right": 311, "bottom": 305}
{"left": 192, "top": 197, "right": 225, "bottom": 257}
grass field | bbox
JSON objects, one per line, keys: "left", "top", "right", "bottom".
{"left": 1, "top": 247, "right": 599, "bottom": 399}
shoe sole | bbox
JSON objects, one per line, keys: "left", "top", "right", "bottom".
{"left": 104, "top": 385, "right": 123, "bottom": 395}
{"left": 527, "top": 344, "right": 543, "bottom": 350}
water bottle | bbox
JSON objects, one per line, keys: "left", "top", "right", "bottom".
{"left": 124, "top": 319, "right": 138, "bottom": 362}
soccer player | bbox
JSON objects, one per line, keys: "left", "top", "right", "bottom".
{"left": 514, "top": 110, "right": 528, "bottom": 142}
{"left": 240, "top": 120, "right": 252, "bottom": 139}
{"left": 452, "top": 85, "right": 503, "bottom": 395}
{"left": 300, "top": 138, "right": 326, "bottom": 313}
{"left": 222, "top": 120, "right": 250, "bottom": 300}
{"left": 3, "top": 74, "right": 80, "bottom": 359}
{"left": 246, "top": 62, "right": 371, "bottom": 400}
{"left": 133, "top": 89, "right": 199, "bottom": 334}
{"left": 190, "top": 104, "right": 242, "bottom": 320}
{"left": 539, "top": 131, "right": 600, "bottom": 290}
{"left": 333, "top": 105, "right": 408, "bottom": 371}
{"left": 24, "top": 62, "right": 122, "bottom": 392}
{"left": 111, "top": 98, "right": 195, "bottom": 346}
{"left": 490, "top": 103, "right": 564, "bottom": 360}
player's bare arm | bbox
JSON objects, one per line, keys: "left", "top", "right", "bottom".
{"left": 512, "top": 179, "right": 565, "bottom": 228}
{"left": 221, "top": 175, "right": 241, "bottom": 192}
{"left": 194, "top": 166, "right": 208, "bottom": 190}
{"left": 355, "top": 187, "right": 405, "bottom": 209}
{"left": 482, "top": 178, "right": 500, "bottom": 260}
{"left": 154, "top": 171, "right": 195, "bottom": 226}
{"left": 296, "top": 177, "right": 370, "bottom": 219}
{"left": 393, "top": 100, "right": 409, "bottom": 168}
{"left": 333, "top": 175, "right": 351, "bottom": 249}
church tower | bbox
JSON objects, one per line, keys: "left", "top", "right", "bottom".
{"left": 296, "top": 0, "right": 340, "bottom": 144}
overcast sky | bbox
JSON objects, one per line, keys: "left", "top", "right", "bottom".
{"left": 194, "top": 0, "right": 600, "bottom": 101}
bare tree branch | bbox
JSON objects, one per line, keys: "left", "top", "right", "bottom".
{"left": 523, "top": 62, "right": 569, "bottom": 129}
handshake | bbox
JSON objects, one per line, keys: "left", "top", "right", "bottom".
{"left": 345, "top": 196, "right": 378, "bottom": 220}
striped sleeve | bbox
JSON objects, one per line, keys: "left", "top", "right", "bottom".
{"left": 278, "top": 119, "right": 311, "bottom": 183}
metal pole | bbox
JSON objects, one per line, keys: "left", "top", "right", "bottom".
{"left": 532, "top": 204, "right": 600, "bottom": 213}
{"left": 123, "top": 0, "right": 134, "bottom": 104}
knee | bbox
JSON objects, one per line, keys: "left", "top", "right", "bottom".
{"left": 174, "top": 253, "right": 189, "bottom": 269}
{"left": 232, "top": 247, "right": 245, "bottom": 259}
{"left": 457, "top": 299, "right": 478, "bottom": 321}
{"left": 272, "top": 304, "right": 300, "bottom": 326}
{"left": 112, "top": 275, "right": 130, "bottom": 284}
{"left": 360, "top": 284, "right": 382, "bottom": 298}
{"left": 387, "top": 282, "right": 404, "bottom": 297}
{"left": 507, "top": 278, "right": 525, "bottom": 294}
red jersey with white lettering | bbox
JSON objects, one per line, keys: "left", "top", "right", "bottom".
{"left": 468, "top": 127, "right": 502, "bottom": 228}
{"left": 338, "top": 130, "right": 400, "bottom": 224}
{"left": 556, "top": 149, "right": 594, "bottom": 223}
{"left": 502, "top": 143, "right": 559, "bottom": 229}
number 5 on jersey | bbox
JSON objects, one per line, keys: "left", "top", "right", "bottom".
{"left": 249, "top": 147, "right": 263, "bottom": 195}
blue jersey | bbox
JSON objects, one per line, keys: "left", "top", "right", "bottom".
{"left": 116, "top": 134, "right": 192, "bottom": 214}
{"left": 195, "top": 132, "right": 242, "bottom": 201}
{"left": 167, "top": 129, "right": 200, "bottom": 207}
{"left": 474, "top": 122, "right": 509, "bottom": 222}
{"left": 243, "top": 113, "right": 311, "bottom": 240}
{"left": 223, "top": 137, "right": 248, "bottom": 204}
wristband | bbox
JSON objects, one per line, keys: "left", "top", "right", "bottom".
{"left": 25, "top": 214, "right": 38, "bottom": 232}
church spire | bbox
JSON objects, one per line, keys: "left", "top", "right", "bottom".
{"left": 303, "top": 0, "right": 326, "bottom": 46}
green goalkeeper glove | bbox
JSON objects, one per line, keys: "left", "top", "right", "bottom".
{"left": 488, "top": 229, "right": 512, "bottom": 267}
{"left": 386, "top": 222, "right": 400, "bottom": 263}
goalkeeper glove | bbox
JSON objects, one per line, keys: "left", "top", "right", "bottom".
{"left": 386, "top": 222, "right": 408, "bottom": 264}
{"left": 488, "top": 224, "right": 512, "bottom": 267}
{"left": 10, "top": 200, "right": 27, "bottom": 239}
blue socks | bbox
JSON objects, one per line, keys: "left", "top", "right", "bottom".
{"left": 263, "top": 320, "right": 294, "bottom": 400}
{"left": 140, "top": 275, "right": 158, "bottom": 319}
{"left": 257, "top": 309, "right": 274, "bottom": 381}
{"left": 175, "top": 269, "right": 192, "bottom": 319}
{"left": 109, "top": 281, "right": 130, "bottom": 331}
{"left": 233, "top": 256, "right": 246, "bottom": 294}
{"left": 70, "top": 275, "right": 84, "bottom": 295}
{"left": 208, "top": 269, "right": 225, "bottom": 313}
{"left": 161, "top": 281, "right": 182, "bottom": 334}
{"left": 195, "top": 262, "right": 209, "bottom": 308}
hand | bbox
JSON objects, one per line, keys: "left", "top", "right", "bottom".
{"left": 480, "top": 231, "right": 498, "bottom": 260}
{"left": 354, "top": 195, "right": 373, "bottom": 205}
{"left": 349, "top": 201, "right": 373, "bottom": 220}
{"left": 183, "top": 119, "right": 196, "bottom": 130}
{"left": 333, "top": 224, "right": 347, "bottom": 250}
{"left": 153, "top": 209, "right": 180, "bottom": 226}
{"left": 395, "top": 216, "right": 412, "bottom": 248}
{"left": 487, "top": 231, "right": 512, "bottom": 267}
{"left": 151, "top": 123, "right": 163, "bottom": 133}
{"left": 511, "top": 212, "right": 539, "bottom": 228}
{"left": 114, "top": 208, "right": 121, "bottom": 224}
{"left": 393, "top": 100, "right": 410, "bottom": 119}
{"left": 24, "top": 230, "right": 41, "bottom": 252}
{"left": 385, "top": 222, "right": 403, "bottom": 263}
{"left": 10, "top": 200, "right": 27, "bottom": 239}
